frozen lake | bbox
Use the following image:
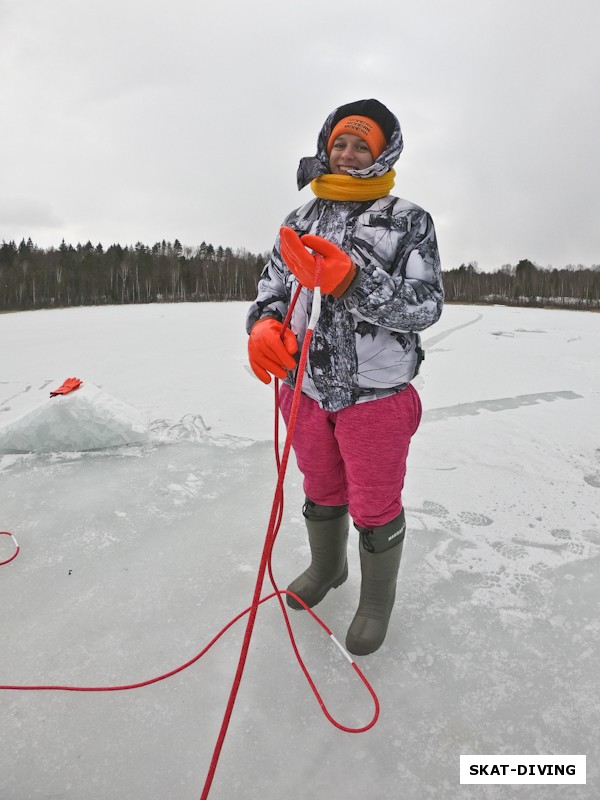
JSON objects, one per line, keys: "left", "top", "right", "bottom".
{"left": 1, "top": 302, "right": 598, "bottom": 799}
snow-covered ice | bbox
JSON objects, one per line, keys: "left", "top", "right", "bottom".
{"left": 1, "top": 302, "right": 599, "bottom": 799}
{"left": 0, "top": 382, "right": 149, "bottom": 453}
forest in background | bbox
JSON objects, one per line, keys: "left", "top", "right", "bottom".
{"left": 0, "top": 238, "right": 264, "bottom": 311}
{"left": 1, "top": 238, "right": 599, "bottom": 312}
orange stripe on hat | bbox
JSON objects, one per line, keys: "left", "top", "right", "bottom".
{"left": 327, "top": 115, "right": 387, "bottom": 159}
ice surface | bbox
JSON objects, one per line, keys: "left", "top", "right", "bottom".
{"left": 0, "top": 302, "right": 599, "bottom": 799}
{"left": 0, "top": 382, "right": 149, "bottom": 453}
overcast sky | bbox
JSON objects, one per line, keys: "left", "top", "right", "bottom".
{"left": 1, "top": 0, "right": 598, "bottom": 271}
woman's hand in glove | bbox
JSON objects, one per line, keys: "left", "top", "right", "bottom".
{"left": 248, "top": 317, "right": 298, "bottom": 384}
{"left": 279, "top": 226, "right": 357, "bottom": 297}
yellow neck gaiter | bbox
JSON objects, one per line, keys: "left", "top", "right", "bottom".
{"left": 311, "top": 169, "right": 395, "bottom": 201}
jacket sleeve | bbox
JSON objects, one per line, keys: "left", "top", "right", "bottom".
{"left": 344, "top": 208, "right": 444, "bottom": 333}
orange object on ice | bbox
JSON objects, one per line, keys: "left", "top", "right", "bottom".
{"left": 50, "top": 377, "right": 83, "bottom": 397}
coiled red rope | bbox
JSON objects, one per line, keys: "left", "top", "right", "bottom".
{"left": 0, "top": 266, "right": 380, "bottom": 800}
{"left": 0, "top": 531, "right": 19, "bottom": 565}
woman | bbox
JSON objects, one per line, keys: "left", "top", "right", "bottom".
{"left": 246, "top": 98, "right": 444, "bottom": 656}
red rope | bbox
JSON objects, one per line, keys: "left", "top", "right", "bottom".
{"left": 0, "top": 589, "right": 377, "bottom": 704}
{"left": 0, "top": 531, "right": 19, "bottom": 566}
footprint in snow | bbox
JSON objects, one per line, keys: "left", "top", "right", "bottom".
{"left": 491, "top": 541, "right": 528, "bottom": 560}
{"left": 409, "top": 501, "right": 494, "bottom": 533}
{"left": 583, "top": 449, "right": 600, "bottom": 488}
{"left": 582, "top": 529, "right": 600, "bottom": 545}
{"left": 411, "top": 500, "right": 449, "bottom": 518}
{"left": 458, "top": 511, "right": 493, "bottom": 527}
{"left": 551, "top": 528, "right": 572, "bottom": 540}
{"left": 566, "top": 541, "right": 586, "bottom": 557}
{"left": 530, "top": 561, "right": 550, "bottom": 578}
{"left": 584, "top": 473, "right": 600, "bottom": 488}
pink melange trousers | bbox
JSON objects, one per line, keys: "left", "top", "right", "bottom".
{"left": 278, "top": 383, "right": 422, "bottom": 529}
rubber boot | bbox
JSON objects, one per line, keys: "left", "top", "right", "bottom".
{"left": 345, "top": 510, "right": 406, "bottom": 656}
{"left": 286, "top": 499, "right": 349, "bottom": 610}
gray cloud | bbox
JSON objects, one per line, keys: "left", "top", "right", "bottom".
{"left": 0, "top": 198, "right": 63, "bottom": 231}
{"left": 1, "top": 0, "right": 598, "bottom": 269}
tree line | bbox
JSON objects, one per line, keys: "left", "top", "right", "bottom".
{"left": 1, "top": 239, "right": 598, "bottom": 312}
{"left": 0, "top": 238, "right": 266, "bottom": 311}
{"left": 443, "top": 259, "right": 600, "bottom": 310}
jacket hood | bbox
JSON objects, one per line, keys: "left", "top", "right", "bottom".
{"left": 296, "top": 98, "right": 404, "bottom": 190}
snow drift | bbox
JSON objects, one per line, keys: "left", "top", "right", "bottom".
{"left": 0, "top": 381, "right": 149, "bottom": 453}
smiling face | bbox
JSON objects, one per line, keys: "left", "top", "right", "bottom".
{"left": 328, "top": 133, "right": 375, "bottom": 174}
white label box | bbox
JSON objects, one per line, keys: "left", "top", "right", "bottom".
{"left": 460, "top": 755, "right": 586, "bottom": 784}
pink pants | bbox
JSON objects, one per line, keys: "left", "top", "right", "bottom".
{"left": 278, "top": 384, "right": 422, "bottom": 529}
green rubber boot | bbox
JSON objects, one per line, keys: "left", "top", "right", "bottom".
{"left": 346, "top": 510, "right": 406, "bottom": 656}
{"left": 286, "top": 499, "right": 349, "bottom": 610}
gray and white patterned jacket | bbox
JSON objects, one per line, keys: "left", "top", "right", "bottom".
{"left": 246, "top": 100, "right": 444, "bottom": 413}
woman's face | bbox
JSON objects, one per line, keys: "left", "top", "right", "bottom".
{"left": 329, "top": 134, "right": 375, "bottom": 174}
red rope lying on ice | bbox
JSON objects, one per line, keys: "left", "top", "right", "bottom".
{"left": 0, "top": 531, "right": 19, "bottom": 566}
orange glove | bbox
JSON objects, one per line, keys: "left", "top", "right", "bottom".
{"left": 50, "top": 377, "right": 82, "bottom": 396}
{"left": 279, "top": 226, "right": 357, "bottom": 297}
{"left": 248, "top": 317, "right": 298, "bottom": 384}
